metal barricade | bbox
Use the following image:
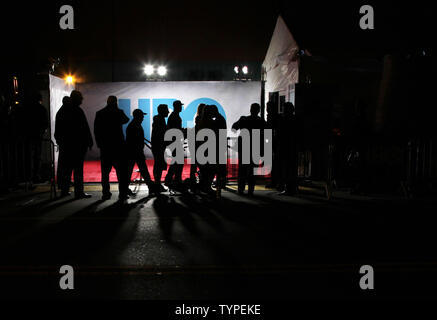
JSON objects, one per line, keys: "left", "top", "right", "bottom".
{"left": 0, "top": 138, "right": 57, "bottom": 198}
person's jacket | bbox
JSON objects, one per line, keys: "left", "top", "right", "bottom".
{"left": 232, "top": 114, "right": 266, "bottom": 164}
{"left": 232, "top": 114, "right": 266, "bottom": 133}
{"left": 167, "top": 111, "right": 182, "bottom": 130}
{"left": 151, "top": 115, "right": 167, "bottom": 151}
{"left": 55, "top": 103, "right": 93, "bottom": 150}
{"left": 126, "top": 120, "right": 145, "bottom": 154}
{"left": 94, "top": 105, "right": 129, "bottom": 150}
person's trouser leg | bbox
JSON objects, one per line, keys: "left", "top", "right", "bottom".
{"left": 153, "top": 149, "right": 165, "bottom": 186}
{"left": 285, "top": 154, "right": 297, "bottom": 194}
{"left": 247, "top": 164, "right": 255, "bottom": 195}
{"left": 58, "top": 147, "right": 73, "bottom": 194}
{"left": 127, "top": 157, "right": 135, "bottom": 185}
{"left": 165, "top": 164, "right": 175, "bottom": 185}
{"left": 238, "top": 164, "right": 247, "bottom": 194}
{"left": 73, "top": 150, "right": 86, "bottom": 195}
{"left": 114, "top": 155, "right": 128, "bottom": 198}
{"left": 174, "top": 163, "right": 183, "bottom": 184}
{"left": 136, "top": 153, "right": 152, "bottom": 183}
{"left": 57, "top": 147, "right": 66, "bottom": 191}
{"left": 100, "top": 152, "right": 112, "bottom": 196}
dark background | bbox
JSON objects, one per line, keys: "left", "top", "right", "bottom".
{"left": 0, "top": 1, "right": 433, "bottom": 82}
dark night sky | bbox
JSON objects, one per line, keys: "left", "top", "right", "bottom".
{"left": 0, "top": 0, "right": 433, "bottom": 76}
{"left": 1, "top": 1, "right": 279, "bottom": 63}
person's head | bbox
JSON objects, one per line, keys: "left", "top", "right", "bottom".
{"left": 203, "top": 105, "right": 212, "bottom": 119}
{"left": 210, "top": 104, "right": 219, "bottom": 117}
{"left": 70, "top": 90, "right": 83, "bottom": 106}
{"left": 284, "top": 102, "right": 295, "bottom": 115}
{"left": 132, "top": 109, "right": 146, "bottom": 122}
{"left": 62, "top": 96, "right": 71, "bottom": 106}
{"left": 172, "top": 100, "right": 183, "bottom": 113}
{"left": 196, "top": 103, "right": 206, "bottom": 117}
{"left": 250, "top": 103, "right": 261, "bottom": 116}
{"left": 157, "top": 104, "right": 169, "bottom": 117}
{"left": 266, "top": 101, "right": 274, "bottom": 114}
{"left": 107, "top": 95, "right": 117, "bottom": 108}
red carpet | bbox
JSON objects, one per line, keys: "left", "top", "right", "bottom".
{"left": 82, "top": 160, "right": 245, "bottom": 183}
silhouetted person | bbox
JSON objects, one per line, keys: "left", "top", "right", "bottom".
{"left": 54, "top": 90, "right": 93, "bottom": 198}
{"left": 23, "top": 92, "right": 48, "bottom": 183}
{"left": 232, "top": 103, "right": 266, "bottom": 195}
{"left": 152, "top": 104, "right": 170, "bottom": 192}
{"left": 94, "top": 96, "right": 130, "bottom": 201}
{"left": 197, "top": 105, "right": 214, "bottom": 193}
{"left": 205, "top": 105, "right": 227, "bottom": 196}
{"left": 266, "top": 101, "right": 279, "bottom": 189}
{"left": 55, "top": 96, "right": 71, "bottom": 191}
{"left": 189, "top": 103, "right": 206, "bottom": 191}
{"left": 164, "top": 100, "right": 185, "bottom": 188}
{"left": 126, "top": 109, "right": 155, "bottom": 194}
{"left": 278, "top": 102, "right": 298, "bottom": 195}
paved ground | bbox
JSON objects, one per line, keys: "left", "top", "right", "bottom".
{"left": 1, "top": 183, "right": 437, "bottom": 299}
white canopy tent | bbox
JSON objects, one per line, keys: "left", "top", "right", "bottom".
{"left": 262, "top": 15, "right": 300, "bottom": 106}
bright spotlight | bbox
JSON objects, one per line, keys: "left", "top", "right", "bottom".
{"left": 157, "top": 66, "right": 167, "bottom": 76}
{"left": 65, "top": 75, "right": 75, "bottom": 85}
{"left": 242, "top": 66, "right": 248, "bottom": 74}
{"left": 144, "top": 64, "right": 154, "bottom": 76}
{"left": 234, "top": 66, "right": 239, "bottom": 74}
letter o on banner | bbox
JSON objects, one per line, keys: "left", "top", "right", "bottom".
{"left": 182, "top": 98, "right": 227, "bottom": 128}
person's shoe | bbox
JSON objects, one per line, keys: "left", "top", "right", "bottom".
{"left": 158, "top": 184, "right": 167, "bottom": 193}
{"left": 146, "top": 183, "right": 157, "bottom": 195}
{"left": 102, "top": 192, "right": 112, "bottom": 200}
{"left": 204, "top": 187, "right": 215, "bottom": 196}
{"left": 278, "top": 190, "right": 295, "bottom": 196}
{"left": 75, "top": 192, "right": 92, "bottom": 199}
{"left": 60, "top": 191, "right": 71, "bottom": 198}
{"left": 118, "top": 194, "right": 129, "bottom": 201}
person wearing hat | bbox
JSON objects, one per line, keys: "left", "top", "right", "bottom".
{"left": 164, "top": 100, "right": 186, "bottom": 189}
{"left": 126, "top": 109, "right": 155, "bottom": 194}
{"left": 151, "top": 104, "right": 170, "bottom": 192}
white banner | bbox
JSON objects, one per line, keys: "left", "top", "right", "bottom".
{"left": 76, "top": 81, "right": 261, "bottom": 159}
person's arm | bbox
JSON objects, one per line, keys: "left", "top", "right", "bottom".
{"left": 232, "top": 116, "right": 244, "bottom": 131}
{"left": 87, "top": 124, "right": 94, "bottom": 149}
{"left": 79, "top": 109, "right": 93, "bottom": 149}
{"left": 128, "top": 126, "right": 143, "bottom": 149}
{"left": 221, "top": 115, "right": 227, "bottom": 130}
{"left": 119, "top": 109, "right": 130, "bottom": 125}
{"left": 93, "top": 113, "right": 102, "bottom": 149}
